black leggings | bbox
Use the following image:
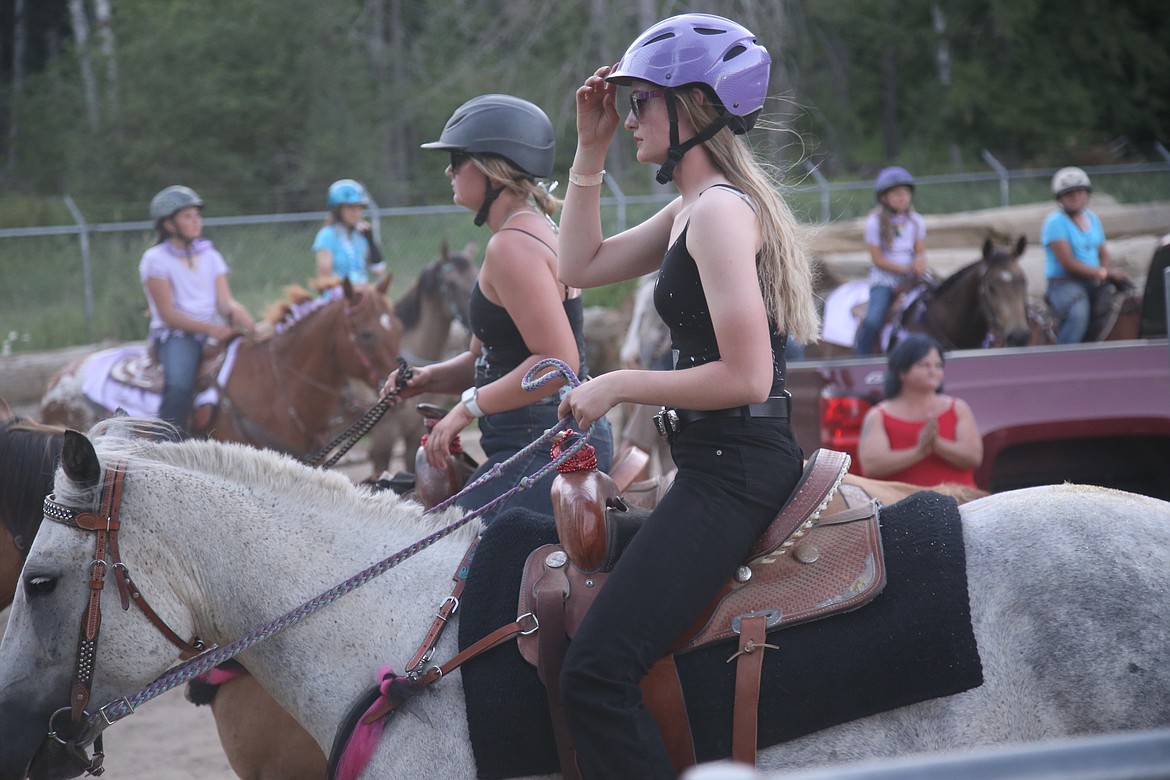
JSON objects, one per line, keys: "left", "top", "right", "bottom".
{"left": 560, "top": 416, "right": 803, "bottom": 779}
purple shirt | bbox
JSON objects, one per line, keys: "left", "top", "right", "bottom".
{"left": 139, "top": 239, "right": 229, "bottom": 336}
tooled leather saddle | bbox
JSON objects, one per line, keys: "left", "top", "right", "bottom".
{"left": 515, "top": 448, "right": 884, "bottom": 776}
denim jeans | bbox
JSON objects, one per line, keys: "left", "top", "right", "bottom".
{"left": 455, "top": 398, "right": 613, "bottom": 527}
{"left": 1046, "top": 277, "right": 1095, "bottom": 344}
{"left": 155, "top": 333, "right": 203, "bottom": 437}
{"left": 855, "top": 284, "right": 895, "bottom": 355}
{"left": 560, "top": 416, "right": 803, "bottom": 779}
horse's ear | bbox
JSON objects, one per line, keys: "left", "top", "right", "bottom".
{"left": 982, "top": 237, "right": 994, "bottom": 261}
{"left": 440, "top": 240, "right": 450, "bottom": 261}
{"left": 61, "top": 429, "right": 102, "bottom": 489}
{"left": 376, "top": 272, "right": 393, "bottom": 296}
{"left": 1015, "top": 235, "right": 1027, "bottom": 257}
{"left": 463, "top": 241, "right": 480, "bottom": 264}
{"left": 343, "top": 277, "right": 356, "bottom": 302}
{"left": 0, "top": 397, "right": 12, "bottom": 422}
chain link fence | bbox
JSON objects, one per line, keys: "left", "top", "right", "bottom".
{"left": 2, "top": 159, "right": 1168, "bottom": 354}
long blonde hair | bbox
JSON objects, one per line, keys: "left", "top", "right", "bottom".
{"left": 675, "top": 91, "right": 820, "bottom": 344}
{"left": 472, "top": 155, "right": 561, "bottom": 218}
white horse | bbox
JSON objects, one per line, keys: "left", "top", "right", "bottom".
{"left": 2, "top": 418, "right": 1170, "bottom": 780}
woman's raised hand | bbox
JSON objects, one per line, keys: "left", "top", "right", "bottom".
{"left": 575, "top": 65, "right": 620, "bottom": 151}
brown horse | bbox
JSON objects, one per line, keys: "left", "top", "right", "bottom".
{"left": 899, "top": 236, "right": 1032, "bottom": 350}
{"left": 40, "top": 278, "right": 402, "bottom": 456}
{"left": 0, "top": 399, "right": 64, "bottom": 611}
{"left": 364, "top": 242, "right": 478, "bottom": 479}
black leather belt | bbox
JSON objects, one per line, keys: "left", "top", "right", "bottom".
{"left": 653, "top": 393, "right": 790, "bottom": 438}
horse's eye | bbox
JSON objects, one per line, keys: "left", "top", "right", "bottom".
{"left": 24, "top": 575, "right": 57, "bottom": 596}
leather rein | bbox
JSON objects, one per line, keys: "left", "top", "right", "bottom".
{"left": 38, "top": 463, "right": 205, "bottom": 776}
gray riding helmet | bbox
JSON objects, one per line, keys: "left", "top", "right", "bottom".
{"left": 421, "top": 94, "right": 555, "bottom": 179}
{"left": 150, "top": 185, "right": 204, "bottom": 222}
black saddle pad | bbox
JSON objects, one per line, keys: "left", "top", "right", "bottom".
{"left": 458, "top": 492, "right": 982, "bottom": 779}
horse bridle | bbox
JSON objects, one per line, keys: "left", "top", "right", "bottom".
{"left": 340, "top": 289, "right": 394, "bottom": 390}
{"left": 38, "top": 463, "right": 205, "bottom": 775}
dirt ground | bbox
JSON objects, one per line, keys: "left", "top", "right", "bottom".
{"left": 0, "top": 605, "right": 236, "bottom": 779}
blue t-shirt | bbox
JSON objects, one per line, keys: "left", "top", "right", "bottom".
{"left": 1042, "top": 209, "right": 1105, "bottom": 279}
{"left": 312, "top": 224, "right": 371, "bottom": 284}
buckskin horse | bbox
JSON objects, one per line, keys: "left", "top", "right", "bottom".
{"left": 39, "top": 277, "right": 401, "bottom": 456}
{"left": 2, "top": 417, "right": 1168, "bottom": 779}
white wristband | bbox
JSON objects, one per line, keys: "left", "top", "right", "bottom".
{"left": 568, "top": 169, "right": 605, "bottom": 187}
{"left": 460, "top": 386, "right": 485, "bottom": 418}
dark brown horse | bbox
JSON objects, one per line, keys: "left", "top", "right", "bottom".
{"left": 40, "top": 278, "right": 402, "bottom": 456}
{"left": 899, "top": 236, "right": 1032, "bottom": 350}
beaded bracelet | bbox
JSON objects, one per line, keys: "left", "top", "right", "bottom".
{"left": 568, "top": 169, "right": 606, "bottom": 187}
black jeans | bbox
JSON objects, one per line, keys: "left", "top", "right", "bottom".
{"left": 560, "top": 416, "right": 802, "bottom": 779}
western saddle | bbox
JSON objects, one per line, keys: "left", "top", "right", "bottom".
{"left": 516, "top": 448, "right": 884, "bottom": 777}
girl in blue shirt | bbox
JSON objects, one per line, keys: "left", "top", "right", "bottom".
{"left": 1042, "top": 167, "right": 1127, "bottom": 343}
{"left": 313, "top": 179, "right": 386, "bottom": 285}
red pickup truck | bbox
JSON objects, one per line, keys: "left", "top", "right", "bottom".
{"left": 787, "top": 337, "right": 1170, "bottom": 501}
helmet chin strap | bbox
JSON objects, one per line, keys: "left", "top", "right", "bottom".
{"left": 656, "top": 87, "right": 732, "bottom": 185}
{"left": 475, "top": 179, "right": 504, "bottom": 227}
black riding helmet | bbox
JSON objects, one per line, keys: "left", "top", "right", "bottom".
{"left": 421, "top": 94, "right": 555, "bottom": 226}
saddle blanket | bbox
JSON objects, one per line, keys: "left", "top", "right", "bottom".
{"left": 80, "top": 343, "right": 238, "bottom": 416}
{"left": 458, "top": 491, "right": 983, "bottom": 779}
{"left": 821, "top": 279, "right": 870, "bottom": 348}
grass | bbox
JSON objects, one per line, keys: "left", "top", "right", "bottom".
{"left": 2, "top": 168, "right": 1167, "bottom": 354}
{"left": 0, "top": 206, "right": 645, "bottom": 353}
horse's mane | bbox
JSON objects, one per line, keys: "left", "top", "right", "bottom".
{"left": 395, "top": 249, "right": 474, "bottom": 331}
{"left": 931, "top": 259, "right": 982, "bottom": 298}
{"left": 58, "top": 417, "right": 477, "bottom": 545}
{"left": 262, "top": 284, "right": 329, "bottom": 328}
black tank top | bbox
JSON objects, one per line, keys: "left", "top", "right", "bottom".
{"left": 469, "top": 281, "right": 591, "bottom": 388}
{"left": 652, "top": 219, "right": 788, "bottom": 395}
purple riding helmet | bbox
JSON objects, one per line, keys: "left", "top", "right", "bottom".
{"left": 607, "top": 13, "right": 771, "bottom": 183}
{"left": 874, "top": 166, "right": 916, "bottom": 199}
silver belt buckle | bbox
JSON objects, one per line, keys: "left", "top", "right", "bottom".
{"left": 652, "top": 407, "right": 679, "bottom": 438}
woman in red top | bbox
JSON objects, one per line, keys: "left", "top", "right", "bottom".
{"left": 858, "top": 333, "right": 982, "bottom": 487}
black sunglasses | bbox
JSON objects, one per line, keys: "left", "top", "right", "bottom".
{"left": 629, "top": 89, "right": 665, "bottom": 121}
{"left": 449, "top": 151, "right": 472, "bottom": 172}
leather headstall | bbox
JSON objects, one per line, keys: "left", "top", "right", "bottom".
{"left": 39, "top": 462, "right": 206, "bottom": 775}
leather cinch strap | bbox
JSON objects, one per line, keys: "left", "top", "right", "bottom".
{"left": 729, "top": 613, "right": 776, "bottom": 764}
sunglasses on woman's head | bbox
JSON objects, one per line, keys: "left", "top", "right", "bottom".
{"left": 450, "top": 151, "right": 471, "bottom": 172}
{"left": 629, "top": 90, "right": 664, "bottom": 121}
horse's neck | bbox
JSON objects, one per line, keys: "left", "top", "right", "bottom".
{"left": 403, "top": 298, "right": 452, "bottom": 361}
{"left": 230, "top": 313, "right": 346, "bottom": 434}
{"left": 161, "top": 481, "right": 470, "bottom": 748}
{"left": 925, "top": 269, "right": 986, "bottom": 347}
